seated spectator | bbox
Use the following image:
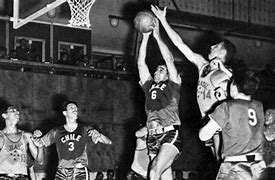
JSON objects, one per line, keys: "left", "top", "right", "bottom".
{"left": 9, "top": 49, "right": 18, "bottom": 60}
{"left": 104, "top": 169, "right": 115, "bottom": 180}
{"left": 0, "top": 46, "right": 8, "bottom": 58}
{"left": 16, "top": 38, "right": 31, "bottom": 61}
{"left": 33, "top": 55, "right": 42, "bottom": 62}
{"left": 95, "top": 172, "right": 104, "bottom": 180}
{"left": 76, "top": 55, "right": 90, "bottom": 67}
{"left": 187, "top": 172, "right": 196, "bottom": 180}
{"left": 174, "top": 170, "right": 184, "bottom": 180}
{"left": 56, "top": 52, "right": 70, "bottom": 65}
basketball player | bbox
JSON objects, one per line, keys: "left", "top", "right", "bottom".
{"left": 264, "top": 109, "right": 275, "bottom": 142}
{"left": 199, "top": 70, "right": 266, "bottom": 179}
{"left": 137, "top": 18, "right": 182, "bottom": 180}
{"left": 0, "top": 105, "right": 44, "bottom": 179}
{"left": 33, "top": 101, "right": 112, "bottom": 180}
{"left": 127, "top": 127, "right": 150, "bottom": 180}
{"left": 151, "top": 5, "right": 236, "bottom": 161}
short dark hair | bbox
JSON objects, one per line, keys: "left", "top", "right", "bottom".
{"left": 107, "top": 169, "right": 114, "bottom": 175}
{"left": 19, "top": 38, "right": 26, "bottom": 44}
{"left": 0, "top": 104, "right": 14, "bottom": 114}
{"left": 96, "top": 171, "right": 103, "bottom": 176}
{"left": 222, "top": 39, "right": 236, "bottom": 63}
{"left": 61, "top": 101, "right": 78, "bottom": 111}
{"left": 232, "top": 70, "right": 260, "bottom": 95}
{"left": 0, "top": 46, "right": 7, "bottom": 51}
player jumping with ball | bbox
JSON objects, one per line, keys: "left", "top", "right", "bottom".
{"left": 136, "top": 14, "right": 182, "bottom": 180}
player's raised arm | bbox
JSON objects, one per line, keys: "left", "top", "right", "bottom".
{"left": 151, "top": 5, "right": 207, "bottom": 69}
{"left": 137, "top": 32, "right": 151, "bottom": 84}
{"left": 152, "top": 20, "right": 181, "bottom": 84}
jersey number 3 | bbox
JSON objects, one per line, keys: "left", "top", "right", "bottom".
{"left": 248, "top": 108, "right": 257, "bottom": 126}
{"left": 68, "top": 142, "right": 75, "bottom": 151}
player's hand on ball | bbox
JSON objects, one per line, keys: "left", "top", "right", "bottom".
{"left": 152, "top": 19, "right": 160, "bottom": 38}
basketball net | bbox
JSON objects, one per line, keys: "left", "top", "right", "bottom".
{"left": 66, "top": 0, "right": 96, "bottom": 28}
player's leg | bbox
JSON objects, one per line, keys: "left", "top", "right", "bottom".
{"left": 217, "top": 162, "right": 252, "bottom": 180}
{"left": 216, "top": 162, "right": 231, "bottom": 180}
{"left": 160, "top": 166, "right": 173, "bottom": 180}
{"left": 251, "top": 161, "right": 266, "bottom": 179}
{"left": 213, "top": 132, "right": 222, "bottom": 162}
{"left": 74, "top": 167, "right": 89, "bottom": 180}
{"left": 55, "top": 168, "right": 71, "bottom": 180}
{"left": 149, "top": 143, "right": 179, "bottom": 180}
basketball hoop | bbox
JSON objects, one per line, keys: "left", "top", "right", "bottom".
{"left": 66, "top": 0, "right": 96, "bottom": 28}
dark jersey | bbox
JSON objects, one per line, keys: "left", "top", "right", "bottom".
{"left": 41, "top": 124, "right": 90, "bottom": 168}
{"left": 209, "top": 99, "right": 265, "bottom": 157}
{"left": 141, "top": 78, "right": 181, "bottom": 128}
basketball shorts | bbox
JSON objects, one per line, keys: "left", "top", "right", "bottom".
{"left": 0, "top": 174, "right": 28, "bottom": 180}
{"left": 147, "top": 128, "right": 182, "bottom": 155}
{"left": 216, "top": 161, "right": 266, "bottom": 180}
{"left": 127, "top": 170, "right": 147, "bottom": 180}
{"left": 55, "top": 167, "right": 89, "bottom": 180}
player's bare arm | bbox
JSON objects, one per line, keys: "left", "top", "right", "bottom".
{"left": 0, "top": 134, "right": 3, "bottom": 151}
{"left": 199, "top": 118, "right": 221, "bottom": 141}
{"left": 135, "top": 126, "right": 147, "bottom": 138}
{"left": 152, "top": 20, "right": 181, "bottom": 84}
{"left": 87, "top": 129, "right": 112, "bottom": 145}
{"left": 137, "top": 32, "right": 151, "bottom": 84}
{"left": 0, "top": 134, "right": 4, "bottom": 162}
{"left": 215, "top": 59, "right": 232, "bottom": 77}
{"left": 25, "top": 132, "right": 44, "bottom": 165}
{"left": 151, "top": 5, "right": 207, "bottom": 69}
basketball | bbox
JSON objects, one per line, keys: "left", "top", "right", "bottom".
{"left": 134, "top": 11, "right": 156, "bottom": 33}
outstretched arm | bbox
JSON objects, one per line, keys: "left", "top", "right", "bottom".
{"left": 137, "top": 32, "right": 151, "bottom": 84}
{"left": 152, "top": 20, "right": 181, "bottom": 84}
{"left": 151, "top": 5, "right": 207, "bottom": 69}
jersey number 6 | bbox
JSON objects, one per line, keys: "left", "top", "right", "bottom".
{"left": 151, "top": 90, "right": 157, "bottom": 99}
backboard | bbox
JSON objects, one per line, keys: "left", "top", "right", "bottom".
{"left": 12, "top": 0, "right": 67, "bottom": 29}
{"left": 2, "top": 0, "right": 95, "bottom": 29}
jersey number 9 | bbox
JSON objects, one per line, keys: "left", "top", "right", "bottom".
{"left": 248, "top": 108, "right": 257, "bottom": 126}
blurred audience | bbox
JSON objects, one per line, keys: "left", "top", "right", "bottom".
{"left": 95, "top": 172, "right": 104, "bottom": 180}
{"left": 104, "top": 169, "right": 115, "bottom": 180}
{"left": 174, "top": 170, "right": 184, "bottom": 180}
{"left": 56, "top": 52, "right": 70, "bottom": 65}
{"left": 15, "top": 38, "right": 31, "bottom": 61}
{"left": 187, "top": 172, "right": 197, "bottom": 180}
{"left": 0, "top": 46, "right": 8, "bottom": 58}
{"left": 76, "top": 54, "right": 90, "bottom": 67}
